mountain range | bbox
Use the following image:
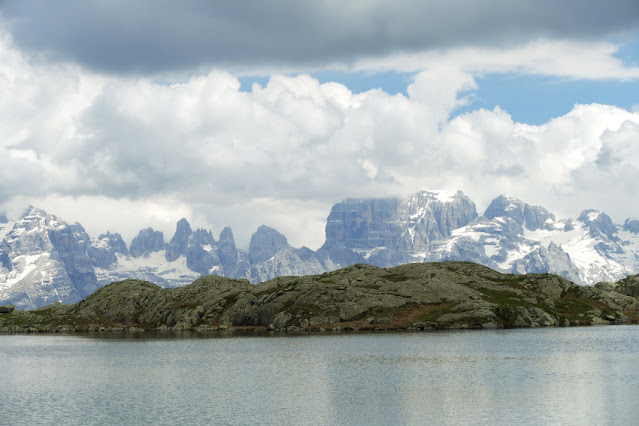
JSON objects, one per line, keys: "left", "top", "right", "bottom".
{"left": 2, "top": 189, "right": 639, "bottom": 309}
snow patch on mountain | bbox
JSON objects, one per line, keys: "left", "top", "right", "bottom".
{"left": 95, "top": 250, "right": 199, "bottom": 288}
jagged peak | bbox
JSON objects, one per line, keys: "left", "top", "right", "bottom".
{"left": 173, "top": 218, "right": 192, "bottom": 237}
{"left": 218, "top": 226, "right": 236, "bottom": 243}
{"left": 165, "top": 218, "right": 193, "bottom": 262}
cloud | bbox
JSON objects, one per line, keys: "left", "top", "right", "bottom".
{"left": 1, "top": 0, "right": 638, "bottom": 74}
{"left": 354, "top": 39, "right": 639, "bottom": 80}
{"left": 2, "top": 27, "right": 639, "bottom": 250}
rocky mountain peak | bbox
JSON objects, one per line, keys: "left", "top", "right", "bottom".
{"left": 324, "top": 198, "right": 404, "bottom": 250}
{"left": 484, "top": 195, "right": 555, "bottom": 231}
{"left": 190, "top": 228, "right": 215, "bottom": 246}
{"left": 217, "top": 226, "right": 249, "bottom": 277}
{"left": 88, "top": 232, "right": 128, "bottom": 269}
{"left": 249, "top": 225, "right": 290, "bottom": 264}
{"left": 166, "top": 218, "right": 193, "bottom": 262}
{"left": 323, "top": 190, "right": 477, "bottom": 254}
{"left": 578, "top": 209, "right": 617, "bottom": 239}
{"left": 405, "top": 189, "right": 477, "bottom": 248}
{"left": 623, "top": 219, "right": 639, "bottom": 234}
{"left": 219, "top": 226, "right": 235, "bottom": 244}
{"left": 130, "top": 228, "right": 165, "bottom": 258}
{"left": 97, "top": 232, "right": 128, "bottom": 254}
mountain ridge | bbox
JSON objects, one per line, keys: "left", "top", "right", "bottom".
{"left": 2, "top": 190, "right": 639, "bottom": 309}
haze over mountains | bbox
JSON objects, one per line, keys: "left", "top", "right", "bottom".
{"left": 2, "top": 190, "right": 639, "bottom": 309}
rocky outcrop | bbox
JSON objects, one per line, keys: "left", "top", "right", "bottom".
{"left": 2, "top": 262, "right": 638, "bottom": 333}
{"left": 88, "top": 232, "right": 128, "bottom": 268}
{"left": 129, "top": 228, "right": 165, "bottom": 257}
{"left": 0, "top": 305, "right": 14, "bottom": 313}
{"left": 615, "top": 274, "right": 639, "bottom": 298}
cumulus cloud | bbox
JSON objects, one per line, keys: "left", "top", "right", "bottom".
{"left": 1, "top": 23, "right": 639, "bottom": 249}
{"left": 1, "top": 0, "right": 638, "bottom": 74}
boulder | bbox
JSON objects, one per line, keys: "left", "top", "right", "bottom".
{"left": 0, "top": 305, "right": 15, "bottom": 313}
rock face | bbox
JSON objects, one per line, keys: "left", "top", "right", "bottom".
{"left": 217, "top": 227, "right": 249, "bottom": 277}
{"left": 166, "top": 218, "right": 192, "bottom": 262}
{"left": 321, "top": 190, "right": 478, "bottom": 267}
{"left": 324, "top": 190, "right": 477, "bottom": 252}
{"left": 484, "top": 195, "right": 555, "bottom": 231}
{"left": 623, "top": 219, "right": 639, "bottom": 234}
{"left": 0, "top": 207, "right": 99, "bottom": 309}
{"left": 616, "top": 274, "right": 639, "bottom": 298}
{"left": 249, "top": 226, "right": 291, "bottom": 264}
{"left": 88, "top": 232, "right": 128, "bottom": 268}
{"left": 578, "top": 210, "right": 619, "bottom": 243}
{"left": 129, "top": 228, "right": 165, "bottom": 258}
{"left": 3, "top": 262, "right": 638, "bottom": 332}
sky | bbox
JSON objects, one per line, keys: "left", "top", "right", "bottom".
{"left": 1, "top": 1, "right": 639, "bottom": 250}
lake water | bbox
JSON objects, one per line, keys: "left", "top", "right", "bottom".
{"left": 1, "top": 326, "right": 638, "bottom": 425}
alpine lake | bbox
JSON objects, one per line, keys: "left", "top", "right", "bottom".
{"left": 2, "top": 326, "right": 638, "bottom": 425}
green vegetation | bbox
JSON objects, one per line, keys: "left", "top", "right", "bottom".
{"left": 1, "top": 261, "right": 638, "bottom": 333}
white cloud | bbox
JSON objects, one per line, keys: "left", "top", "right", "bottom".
{"left": 2, "top": 27, "right": 639, "bottom": 250}
{"left": 353, "top": 39, "right": 639, "bottom": 80}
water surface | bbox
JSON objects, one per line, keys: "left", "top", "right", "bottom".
{"left": 1, "top": 327, "right": 638, "bottom": 425}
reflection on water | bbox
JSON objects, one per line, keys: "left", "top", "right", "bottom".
{"left": 1, "top": 327, "right": 639, "bottom": 425}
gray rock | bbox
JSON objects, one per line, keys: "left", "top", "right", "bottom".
{"left": 323, "top": 190, "right": 477, "bottom": 253}
{"left": 217, "top": 227, "right": 250, "bottom": 278}
{"left": 249, "top": 226, "right": 290, "bottom": 264}
{"left": 48, "top": 223, "right": 99, "bottom": 298}
{"left": 0, "top": 305, "right": 15, "bottom": 313}
{"left": 484, "top": 195, "right": 555, "bottom": 231}
{"left": 88, "top": 232, "right": 128, "bottom": 268}
{"left": 185, "top": 228, "right": 219, "bottom": 275}
{"left": 166, "top": 218, "right": 192, "bottom": 261}
{"left": 130, "top": 228, "right": 165, "bottom": 258}
{"left": 623, "top": 218, "right": 639, "bottom": 234}
{"left": 578, "top": 210, "right": 618, "bottom": 242}
{"left": 0, "top": 207, "right": 99, "bottom": 309}
{"left": 511, "top": 242, "right": 582, "bottom": 284}
{"left": 615, "top": 274, "right": 639, "bottom": 298}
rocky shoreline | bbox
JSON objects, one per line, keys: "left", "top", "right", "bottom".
{"left": 1, "top": 262, "right": 639, "bottom": 334}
